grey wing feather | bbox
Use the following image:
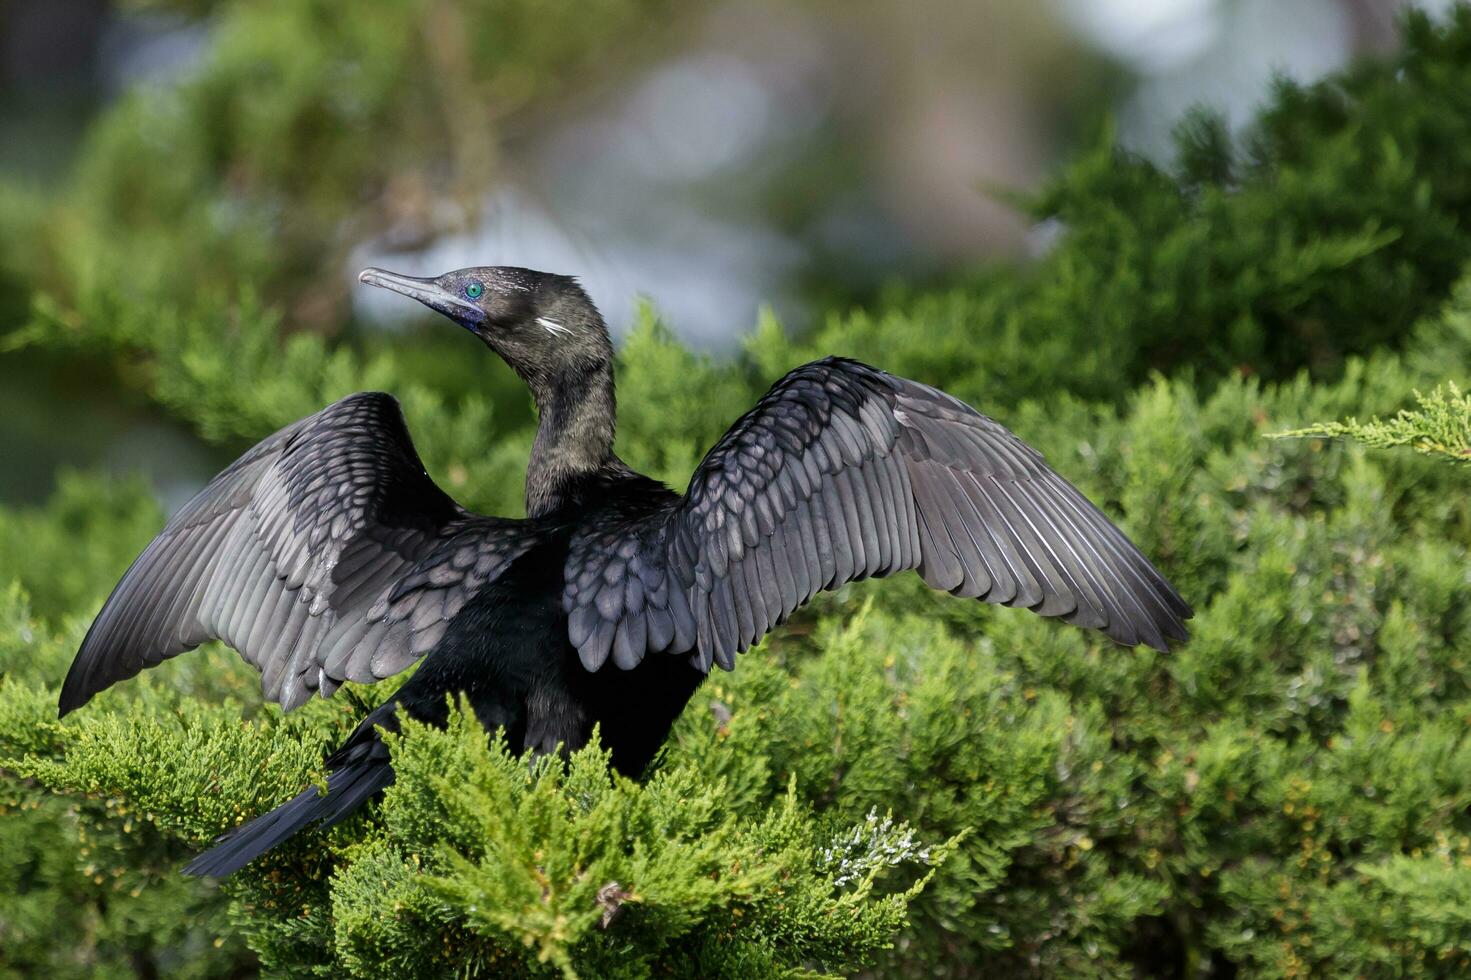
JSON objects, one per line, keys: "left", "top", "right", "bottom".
{"left": 564, "top": 358, "right": 1191, "bottom": 674}
{"left": 60, "top": 392, "right": 534, "bottom": 715}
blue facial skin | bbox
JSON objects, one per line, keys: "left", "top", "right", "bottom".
{"left": 451, "top": 277, "right": 488, "bottom": 331}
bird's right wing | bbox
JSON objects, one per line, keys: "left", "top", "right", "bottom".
{"left": 60, "top": 392, "right": 537, "bottom": 715}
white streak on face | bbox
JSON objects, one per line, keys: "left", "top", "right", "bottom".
{"left": 537, "top": 316, "right": 573, "bottom": 338}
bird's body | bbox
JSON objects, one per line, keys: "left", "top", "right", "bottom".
{"left": 383, "top": 492, "right": 708, "bottom": 778}
{"left": 393, "top": 474, "right": 706, "bottom": 778}
{"left": 60, "top": 266, "right": 1191, "bottom": 877}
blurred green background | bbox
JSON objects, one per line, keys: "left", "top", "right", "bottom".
{"left": 4, "top": 1, "right": 1471, "bottom": 977}
{"left": 0, "top": 0, "right": 1433, "bottom": 511}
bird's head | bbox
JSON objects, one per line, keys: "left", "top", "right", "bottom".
{"left": 358, "top": 265, "right": 612, "bottom": 385}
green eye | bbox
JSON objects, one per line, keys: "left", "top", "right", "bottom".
{"left": 465, "top": 281, "right": 484, "bottom": 299}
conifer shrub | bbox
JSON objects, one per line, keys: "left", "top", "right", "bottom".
{"left": 3, "top": 7, "right": 1471, "bottom": 978}
{"left": 794, "top": 9, "right": 1471, "bottom": 404}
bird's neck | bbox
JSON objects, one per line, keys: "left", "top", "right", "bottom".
{"left": 525, "top": 360, "right": 619, "bottom": 518}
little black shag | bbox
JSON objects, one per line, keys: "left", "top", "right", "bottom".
{"left": 59, "top": 266, "right": 1192, "bottom": 876}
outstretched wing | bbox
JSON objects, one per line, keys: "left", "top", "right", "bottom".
{"left": 61, "top": 393, "right": 535, "bottom": 715}
{"left": 565, "top": 358, "right": 1191, "bottom": 673}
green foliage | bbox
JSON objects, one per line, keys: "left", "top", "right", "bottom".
{"left": 794, "top": 9, "right": 1471, "bottom": 405}
{"left": 0, "top": 586, "right": 256, "bottom": 978}
{"left": 0, "top": 471, "right": 162, "bottom": 622}
{"left": 20, "top": 0, "right": 676, "bottom": 314}
{"left": 4, "top": 607, "right": 946, "bottom": 978}
{"left": 367, "top": 714, "right": 940, "bottom": 978}
{"left": 5, "top": 6, "right": 1471, "bottom": 978}
{"left": 1273, "top": 380, "right": 1471, "bottom": 465}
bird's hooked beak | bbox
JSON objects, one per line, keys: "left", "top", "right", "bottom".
{"left": 358, "top": 268, "right": 483, "bottom": 326}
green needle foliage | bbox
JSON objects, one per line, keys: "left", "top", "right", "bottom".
{"left": 1273, "top": 381, "right": 1471, "bottom": 465}
{"left": 4, "top": 6, "right": 1471, "bottom": 978}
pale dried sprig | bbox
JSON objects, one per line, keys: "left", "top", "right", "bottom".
{"left": 820, "top": 808, "right": 934, "bottom": 889}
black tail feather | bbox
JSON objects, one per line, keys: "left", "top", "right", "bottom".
{"left": 183, "top": 729, "right": 395, "bottom": 878}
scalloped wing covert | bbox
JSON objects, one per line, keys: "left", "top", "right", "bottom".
{"left": 564, "top": 358, "right": 1192, "bottom": 673}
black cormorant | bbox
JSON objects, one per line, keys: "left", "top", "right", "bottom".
{"left": 58, "top": 266, "right": 1192, "bottom": 876}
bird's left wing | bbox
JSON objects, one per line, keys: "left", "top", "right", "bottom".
{"left": 564, "top": 357, "right": 1191, "bottom": 673}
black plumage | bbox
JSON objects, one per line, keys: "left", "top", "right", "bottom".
{"left": 59, "top": 265, "right": 1191, "bottom": 877}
